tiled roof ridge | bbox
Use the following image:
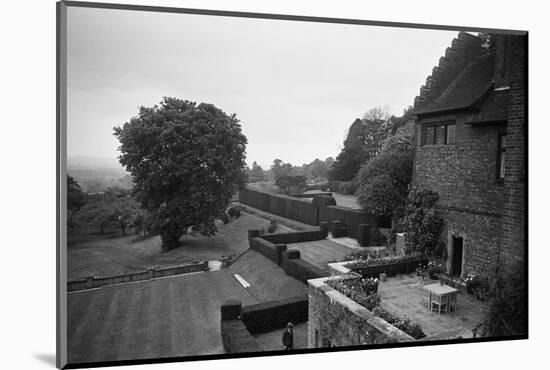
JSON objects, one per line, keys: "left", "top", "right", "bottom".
{"left": 413, "top": 32, "right": 488, "bottom": 110}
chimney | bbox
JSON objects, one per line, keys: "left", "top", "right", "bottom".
{"left": 494, "top": 34, "right": 508, "bottom": 88}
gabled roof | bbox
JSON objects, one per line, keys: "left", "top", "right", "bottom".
{"left": 464, "top": 88, "right": 509, "bottom": 125}
{"left": 415, "top": 53, "right": 495, "bottom": 116}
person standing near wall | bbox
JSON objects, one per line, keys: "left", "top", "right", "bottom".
{"left": 282, "top": 322, "right": 294, "bottom": 350}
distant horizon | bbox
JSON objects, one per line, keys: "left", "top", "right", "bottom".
{"left": 67, "top": 7, "right": 458, "bottom": 169}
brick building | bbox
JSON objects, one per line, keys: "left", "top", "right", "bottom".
{"left": 412, "top": 32, "right": 526, "bottom": 279}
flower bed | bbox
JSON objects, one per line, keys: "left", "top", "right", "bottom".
{"left": 326, "top": 277, "right": 426, "bottom": 339}
{"left": 341, "top": 253, "right": 428, "bottom": 278}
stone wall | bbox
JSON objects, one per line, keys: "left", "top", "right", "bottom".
{"left": 307, "top": 278, "right": 414, "bottom": 348}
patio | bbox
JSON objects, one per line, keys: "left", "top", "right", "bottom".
{"left": 377, "top": 273, "right": 489, "bottom": 339}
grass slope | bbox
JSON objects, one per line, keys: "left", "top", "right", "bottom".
{"left": 68, "top": 213, "right": 292, "bottom": 280}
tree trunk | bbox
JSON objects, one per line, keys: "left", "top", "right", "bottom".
{"left": 100, "top": 225, "right": 104, "bottom": 234}
{"left": 120, "top": 220, "right": 126, "bottom": 236}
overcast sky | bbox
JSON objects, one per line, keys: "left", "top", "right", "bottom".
{"left": 67, "top": 7, "right": 457, "bottom": 169}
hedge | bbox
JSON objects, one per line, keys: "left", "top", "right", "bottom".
{"left": 241, "top": 295, "right": 308, "bottom": 334}
{"left": 221, "top": 320, "right": 261, "bottom": 353}
{"left": 261, "top": 230, "right": 326, "bottom": 245}
{"left": 281, "top": 250, "right": 329, "bottom": 283}
{"left": 325, "top": 205, "right": 377, "bottom": 239}
{"left": 289, "top": 192, "right": 333, "bottom": 198}
{"left": 312, "top": 195, "right": 337, "bottom": 224}
{"left": 239, "top": 187, "right": 319, "bottom": 225}
{"left": 250, "top": 237, "right": 287, "bottom": 266}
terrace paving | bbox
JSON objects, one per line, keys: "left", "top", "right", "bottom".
{"left": 67, "top": 270, "right": 259, "bottom": 364}
{"left": 287, "top": 239, "right": 356, "bottom": 271}
{"left": 377, "top": 273, "right": 489, "bottom": 339}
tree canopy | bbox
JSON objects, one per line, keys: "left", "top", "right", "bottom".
{"left": 113, "top": 97, "right": 248, "bottom": 250}
{"left": 356, "top": 121, "right": 414, "bottom": 219}
{"left": 329, "top": 107, "right": 393, "bottom": 181}
{"left": 247, "top": 161, "right": 265, "bottom": 183}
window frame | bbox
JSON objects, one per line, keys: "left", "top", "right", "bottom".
{"left": 496, "top": 132, "right": 507, "bottom": 181}
{"left": 422, "top": 121, "right": 456, "bottom": 146}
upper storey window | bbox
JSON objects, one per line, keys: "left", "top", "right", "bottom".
{"left": 423, "top": 122, "right": 456, "bottom": 145}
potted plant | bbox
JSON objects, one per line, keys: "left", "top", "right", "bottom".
{"left": 427, "top": 261, "right": 443, "bottom": 280}
{"left": 415, "top": 264, "right": 426, "bottom": 286}
{"left": 464, "top": 273, "right": 480, "bottom": 294}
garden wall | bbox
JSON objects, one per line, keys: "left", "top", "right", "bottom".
{"left": 308, "top": 278, "right": 414, "bottom": 348}
{"left": 67, "top": 261, "right": 209, "bottom": 292}
{"left": 239, "top": 187, "right": 319, "bottom": 225}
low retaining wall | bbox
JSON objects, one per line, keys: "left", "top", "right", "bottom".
{"left": 67, "top": 261, "right": 209, "bottom": 292}
{"left": 308, "top": 277, "right": 414, "bottom": 347}
{"left": 349, "top": 255, "right": 428, "bottom": 278}
{"left": 241, "top": 295, "right": 309, "bottom": 334}
{"left": 239, "top": 187, "right": 319, "bottom": 225}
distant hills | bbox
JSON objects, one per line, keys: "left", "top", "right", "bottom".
{"left": 68, "top": 156, "right": 133, "bottom": 193}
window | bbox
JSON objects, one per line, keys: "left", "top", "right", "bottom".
{"left": 423, "top": 122, "right": 456, "bottom": 145}
{"left": 497, "top": 133, "right": 507, "bottom": 180}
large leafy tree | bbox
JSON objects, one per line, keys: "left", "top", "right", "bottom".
{"left": 247, "top": 161, "right": 265, "bottom": 183}
{"left": 113, "top": 97, "right": 248, "bottom": 250}
{"left": 329, "top": 107, "right": 392, "bottom": 181}
{"left": 356, "top": 122, "right": 414, "bottom": 220}
{"left": 73, "top": 189, "right": 139, "bottom": 235}
{"left": 67, "top": 175, "right": 86, "bottom": 227}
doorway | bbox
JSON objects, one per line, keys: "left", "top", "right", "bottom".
{"left": 451, "top": 236, "right": 463, "bottom": 277}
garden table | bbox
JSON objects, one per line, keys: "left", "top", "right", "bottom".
{"left": 425, "top": 283, "right": 458, "bottom": 314}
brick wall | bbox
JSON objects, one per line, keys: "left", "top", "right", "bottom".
{"left": 500, "top": 35, "right": 526, "bottom": 274}
{"left": 413, "top": 34, "right": 526, "bottom": 277}
{"left": 307, "top": 278, "right": 414, "bottom": 348}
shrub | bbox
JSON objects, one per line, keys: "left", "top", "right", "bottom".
{"left": 465, "top": 274, "right": 492, "bottom": 300}
{"left": 401, "top": 186, "right": 444, "bottom": 258}
{"left": 373, "top": 306, "right": 425, "bottom": 339}
{"left": 228, "top": 205, "right": 242, "bottom": 218}
{"left": 338, "top": 181, "right": 358, "bottom": 195}
{"left": 275, "top": 175, "right": 307, "bottom": 194}
{"left": 267, "top": 220, "right": 278, "bottom": 233}
{"left": 480, "top": 263, "right": 526, "bottom": 337}
{"left": 221, "top": 213, "right": 229, "bottom": 224}
{"left": 327, "top": 278, "right": 380, "bottom": 310}
{"left": 327, "top": 277, "right": 425, "bottom": 339}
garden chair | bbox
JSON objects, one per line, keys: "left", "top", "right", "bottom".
{"left": 430, "top": 293, "right": 448, "bottom": 314}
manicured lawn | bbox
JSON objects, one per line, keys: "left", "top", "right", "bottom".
{"left": 67, "top": 270, "right": 259, "bottom": 363}
{"left": 68, "top": 213, "right": 292, "bottom": 280}
{"left": 287, "top": 239, "right": 356, "bottom": 271}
